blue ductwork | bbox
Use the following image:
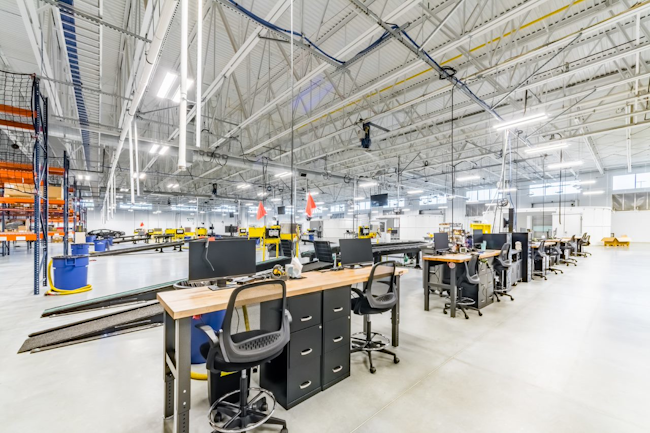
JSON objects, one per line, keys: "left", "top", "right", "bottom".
{"left": 59, "top": 0, "right": 92, "bottom": 169}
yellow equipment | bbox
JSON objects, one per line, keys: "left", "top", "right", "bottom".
{"left": 196, "top": 227, "right": 207, "bottom": 237}
{"left": 248, "top": 227, "right": 265, "bottom": 239}
{"left": 263, "top": 225, "right": 281, "bottom": 259}
{"left": 238, "top": 228, "right": 248, "bottom": 237}
{"left": 470, "top": 223, "right": 491, "bottom": 234}
{"left": 174, "top": 228, "right": 185, "bottom": 241}
{"left": 358, "top": 225, "right": 376, "bottom": 239}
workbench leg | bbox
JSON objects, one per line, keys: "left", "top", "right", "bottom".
{"left": 392, "top": 275, "right": 400, "bottom": 347}
{"left": 163, "top": 311, "right": 175, "bottom": 419}
{"left": 423, "top": 260, "right": 430, "bottom": 311}
{"left": 164, "top": 315, "right": 192, "bottom": 433}
{"left": 449, "top": 265, "right": 457, "bottom": 318}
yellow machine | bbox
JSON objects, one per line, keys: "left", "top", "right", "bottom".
{"left": 358, "top": 225, "right": 376, "bottom": 239}
{"left": 470, "top": 223, "right": 491, "bottom": 234}
{"left": 196, "top": 227, "right": 207, "bottom": 237}
{"left": 264, "top": 225, "right": 282, "bottom": 259}
{"left": 174, "top": 228, "right": 186, "bottom": 241}
{"left": 248, "top": 227, "right": 265, "bottom": 239}
{"left": 238, "top": 228, "right": 248, "bottom": 237}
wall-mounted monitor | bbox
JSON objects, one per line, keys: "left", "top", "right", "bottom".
{"left": 278, "top": 206, "right": 285, "bottom": 215}
{"left": 370, "top": 193, "right": 388, "bottom": 207}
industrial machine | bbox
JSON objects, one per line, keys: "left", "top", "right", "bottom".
{"left": 358, "top": 225, "right": 377, "bottom": 239}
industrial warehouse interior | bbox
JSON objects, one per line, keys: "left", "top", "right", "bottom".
{"left": 2, "top": 0, "right": 650, "bottom": 432}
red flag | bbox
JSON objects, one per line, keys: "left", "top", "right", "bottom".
{"left": 256, "top": 201, "right": 267, "bottom": 220}
{"left": 305, "top": 193, "right": 317, "bottom": 217}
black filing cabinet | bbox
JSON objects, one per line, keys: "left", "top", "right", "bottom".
{"left": 260, "top": 286, "right": 351, "bottom": 409}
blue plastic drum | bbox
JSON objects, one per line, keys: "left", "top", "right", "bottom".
{"left": 52, "top": 255, "right": 89, "bottom": 291}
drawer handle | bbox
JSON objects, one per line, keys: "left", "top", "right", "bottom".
{"left": 301, "top": 348, "right": 313, "bottom": 356}
{"left": 332, "top": 366, "right": 343, "bottom": 373}
{"left": 333, "top": 307, "right": 343, "bottom": 313}
{"left": 299, "top": 380, "right": 312, "bottom": 390}
{"left": 332, "top": 336, "right": 343, "bottom": 343}
{"left": 300, "top": 315, "right": 312, "bottom": 322}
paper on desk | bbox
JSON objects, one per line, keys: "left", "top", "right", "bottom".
{"left": 291, "top": 257, "right": 303, "bottom": 277}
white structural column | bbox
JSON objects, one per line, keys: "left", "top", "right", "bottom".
{"left": 134, "top": 122, "right": 141, "bottom": 195}
{"left": 178, "top": 0, "right": 188, "bottom": 169}
{"left": 128, "top": 127, "right": 135, "bottom": 204}
{"left": 195, "top": 0, "right": 203, "bottom": 148}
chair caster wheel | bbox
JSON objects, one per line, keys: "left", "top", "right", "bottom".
{"left": 260, "top": 402, "right": 268, "bottom": 411}
{"left": 214, "top": 412, "right": 223, "bottom": 423}
{"left": 280, "top": 428, "right": 289, "bottom": 433}
{"left": 496, "top": 299, "right": 501, "bottom": 302}
{"left": 478, "top": 311, "right": 483, "bottom": 316}
{"left": 394, "top": 357, "right": 400, "bottom": 364}
{"left": 370, "top": 367, "right": 377, "bottom": 374}
{"left": 465, "top": 316, "right": 469, "bottom": 320}
{"left": 443, "top": 310, "right": 448, "bottom": 314}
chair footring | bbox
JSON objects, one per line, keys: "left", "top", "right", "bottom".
{"left": 209, "top": 387, "right": 284, "bottom": 433}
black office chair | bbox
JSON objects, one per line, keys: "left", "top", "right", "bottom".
{"left": 560, "top": 237, "right": 578, "bottom": 266}
{"left": 443, "top": 254, "right": 482, "bottom": 318}
{"left": 314, "top": 240, "right": 335, "bottom": 263}
{"left": 493, "top": 243, "right": 514, "bottom": 301}
{"left": 548, "top": 243, "right": 565, "bottom": 274}
{"left": 350, "top": 261, "right": 399, "bottom": 373}
{"left": 533, "top": 240, "right": 548, "bottom": 280}
{"left": 280, "top": 239, "right": 293, "bottom": 258}
{"left": 197, "top": 281, "right": 291, "bottom": 433}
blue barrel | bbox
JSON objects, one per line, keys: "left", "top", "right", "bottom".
{"left": 52, "top": 255, "right": 89, "bottom": 291}
{"left": 94, "top": 239, "right": 107, "bottom": 252}
{"left": 86, "top": 235, "right": 96, "bottom": 243}
{"left": 190, "top": 311, "right": 226, "bottom": 364}
{"left": 309, "top": 234, "right": 314, "bottom": 241}
{"left": 71, "top": 243, "right": 91, "bottom": 255}
{"left": 106, "top": 237, "right": 114, "bottom": 246}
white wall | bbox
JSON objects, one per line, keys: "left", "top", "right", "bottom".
{"left": 87, "top": 209, "right": 240, "bottom": 234}
{"left": 399, "top": 214, "right": 444, "bottom": 240}
{"left": 611, "top": 211, "right": 650, "bottom": 242}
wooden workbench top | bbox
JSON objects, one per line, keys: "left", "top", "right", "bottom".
{"left": 158, "top": 267, "right": 408, "bottom": 320}
{"left": 422, "top": 250, "right": 500, "bottom": 263}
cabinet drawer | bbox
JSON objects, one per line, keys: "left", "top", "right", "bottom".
{"left": 322, "top": 346, "right": 350, "bottom": 388}
{"left": 287, "top": 358, "right": 321, "bottom": 404}
{"left": 289, "top": 325, "right": 322, "bottom": 368}
{"left": 323, "top": 286, "right": 351, "bottom": 322}
{"left": 288, "top": 292, "right": 322, "bottom": 333}
{"left": 323, "top": 316, "right": 350, "bottom": 354}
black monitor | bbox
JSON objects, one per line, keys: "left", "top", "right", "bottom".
{"left": 433, "top": 232, "right": 449, "bottom": 252}
{"left": 226, "top": 225, "right": 238, "bottom": 234}
{"left": 188, "top": 239, "right": 256, "bottom": 282}
{"left": 473, "top": 229, "right": 484, "bottom": 245}
{"left": 277, "top": 206, "right": 285, "bottom": 215}
{"left": 370, "top": 193, "right": 388, "bottom": 207}
{"left": 339, "top": 238, "right": 373, "bottom": 267}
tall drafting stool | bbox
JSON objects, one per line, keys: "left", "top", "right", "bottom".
{"left": 548, "top": 243, "right": 565, "bottom": 274}
{"left": 492, "top": 243, "right": 514, "bottom": 301}
{"left": 443, "top": 254, "right": 482, "bottom": 318}
{"left": 560, "top": 236, "right": 578, "bottom": 266}
{"left": 533, "top": 240, "right": 548, "bottom": 280}
{"left": 197, "top": 281, "right": 291, "bottom": 433}
{"left": 350, "top": 261, "right": 399, "bottom": 374}
{"left": 577, "top": 233, "right": 592, "bottom": 257}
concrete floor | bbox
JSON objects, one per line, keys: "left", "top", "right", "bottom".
{"left": 1, "top": 242, "right": 649, "bottom": 432}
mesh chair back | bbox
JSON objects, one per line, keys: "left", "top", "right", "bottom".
{"left": 500, "top": 243, "right": 511, "bottom": 261}
{"left": 314, "top": 241, "right": 334, "bottom": 262}
{"left": 537, "top": 240, "right": 547, "bottom": 258}
{"left": 464, "top": 255, "right": 480, "bottom": 285}
{"left": 280, "top": 239, "right": 293, "bottom": 257}
{"left": 217, "top": 281, "right": 290, "bottom": 365}
{"left": 365, "top": 261, "right": 398, "bottom": 310}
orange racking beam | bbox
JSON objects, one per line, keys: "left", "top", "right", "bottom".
{"left": 0, "top": 118, "right": 33, "bottom": 130}
{"left": 0, "top": 104, "right": 35, "bottom": 118}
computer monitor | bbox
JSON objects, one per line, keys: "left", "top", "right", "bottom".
{"left": 277, "top": 206, "right": 285, "bottom": 215}
{"left": 370, "top": 193, "right": 388, "bottom": 207}
{"left": 339, "top": 238, "right": 373, "bottom": 267}
{"left": 473, "top": 229, "right": 483, "bottom": 245}
{"left": 433, "top": 232, "right": 449, "bottom": 252}
{"left": 225, "top": 225, "right": 238, "bottom": 234}
{"left": 188, "top": 239, "right": 256, "bottom": 282}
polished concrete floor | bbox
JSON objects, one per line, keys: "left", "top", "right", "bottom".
{"left": 1, "top": 242, "right": 649, "bottom": 432}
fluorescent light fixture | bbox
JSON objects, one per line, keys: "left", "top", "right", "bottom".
{"left": 270, "top": 198, "right": 281, "bottom": 202}
{"left": 168, "top": 183, "right": 179, "bottom": 188}
{"left": 575, "top": 180, "right": 596, "bottom": 185}
{"left": 438, "top": 206, "right": 448, "bottom": 209}
{"left": 456, "top": 175, "right": 480, "bottom": 182}
{"left": 308, "top": 192, "right": 319, "bottom": 196}
{"left": 275, "top": 172, "right": 292, "bottom": 178}
{"left": 467, "top": 200, "right": 478, "bottom": 203}
{"left": 360, "top": 181, "right": 377, "bottom": 188}
{"left": 115, "top": 195, "right": 123, "bottom": 199}
{"left": 171, "top": 79, "right": 194, "bottom": 103}
{"left": 257, "top": 192, "right": 267, "bottom": 197}
{"left": 354, "top": 197, "right": 364, "bottom": 201}
{"left": 199, "top": 211, "right": 205, "bottom": 214}
{"left": 583, "top": 190, "right": 604, "bottom": 195}
{"left": 139, "top": 173, "right": 146, "bottom": 179}
{"left": 499, "top": 188, "right": 517, "bottom": 193}
{"left": 315, "top": 201, "right": 324, "bottom": 205}
{"left": 189, "top": 199, "right": 197, "bottom": 203}
{"left": 237, "top": 183, "right": 251, "bottom": 190}
{"left": 149, "top": 144, "right": 160, "bottom": 154}
{"left": 406, "top": 190, "right": 423, "bottom": 194}
{"left": 157, "top": 72, "right": 177, "bottom": 99}
{"left": 403, "top": 208, "right": 410, "bottom": 212}
{"left": 494, "top": 112, "right": 548, "bottom": 131}
{"left": 548, "top": 160, "right": 584, "bottom": 170}
{"left": 120, "top": 188, "right": 128, "bottom": 192}
{"left": 486, "top": 203, "right": 497, "bottom": 206}
{"left": 524, "top": 142, "right": 570, "bottom": 154}
{"left": 158, "top": 146, "right": 169, "bottom": 155}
